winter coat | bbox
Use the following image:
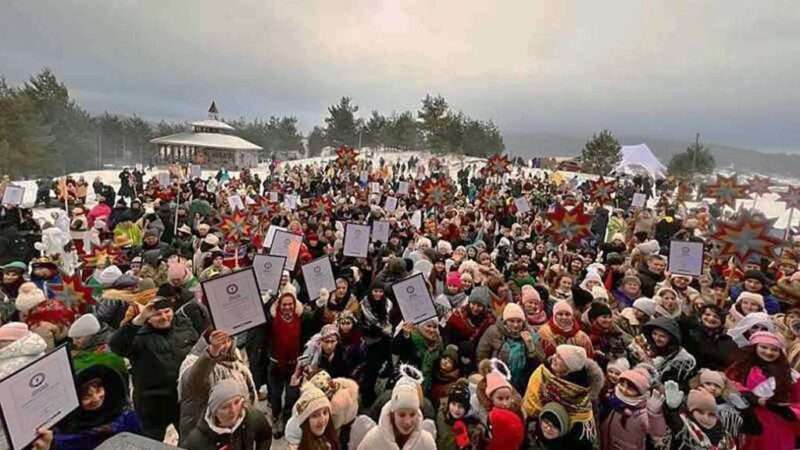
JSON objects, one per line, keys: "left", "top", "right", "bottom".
{"left": 358, "top": 402, "right": 436, "bottom": 450}
{"left": 683, "top": 323, "right": 736, "bottom": 371}
{"left": 445, "top": 306, "right": 495, "bottom": 344}
{"left": 730, "top": 285, "right": 780, "bottom": 314}
{"left": 367, "top": 389, "right": 436, "bottom": 423}
{"left": 54, "top": 364, "right": 141, "bottom": 450}
{"left": 537, "top": 319, "right": 594, "bottom": 358}
{"left": 87, "top": 203, "right": 111, "bottom": 228}
{"left": 109, "top": 315, "right": 198, "bottom": 408}
{"left": 0, "top": 330, "right": 47, "bottom": 379}
{"left": 177, "top": 334, "right": 257, "bottom": 440}
{"left": 636, "top": 266, "right": 664, "bottom": 298}
{"left": 435, "top": 407, "right": 483, "bottom": 450}
{"left": 182, "top": 406, "right": 271, "bottom": 450}
{"left": 392, "top": 330, "right": 444, "bottom": 392}
{"left": 641, "top": 317, "right": 697, "bottom": 386}
{"left": 599, "top": 396, "right": 667, "bottom": 450}
{"left": 476, "top": 319, "right": 543, "bottom": 390}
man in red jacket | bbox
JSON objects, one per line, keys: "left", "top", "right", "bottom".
{"left": 267, "top": 291, "right": 304, "bottom": 439}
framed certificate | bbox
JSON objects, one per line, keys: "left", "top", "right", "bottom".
{"left": 1, "top": 185, "right": 24, "bottom": 207}
{"left": 343, "top": 223, "right": 371, "bottom": 258}
{"left": 0, "top": 344, "right": 79, "bottom": 450}
{"left": 269, "top": 229, "right": 304, "bottom": 269}
{"left": 201, "top": 268, "right": 267, "bottom": 335}
{"left": 252, "top": 254, "right": 286, "bottom": 294}
{"left": 390, "top": 273, "right": 438, "bottom": 325}
{"left": 372, "top": 221, "right": 391, "bottom": 244}
{"left": 301, "top": 256, "right": 336, "bottom": 302}
{"left": 668, "top": 240, "right": 705, "bottom": 277}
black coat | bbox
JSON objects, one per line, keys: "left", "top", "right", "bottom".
{"left": 109, "top": 315, "right": 198, "bottom": 404}
{"left": 181, "top": 406, "right": 271, "bottom": 450}
{"left": 684, "top": 325, "right": 737, "bottom": 371}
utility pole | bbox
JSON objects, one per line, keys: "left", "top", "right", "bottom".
{"left": 692, "top": 132, "right": 699, "bottom": 174}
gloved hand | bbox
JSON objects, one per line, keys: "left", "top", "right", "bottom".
{"left": 647, "top": 390, "right": 665, "bottom": 413}
{"left": 316, "top": 288, "right": 330, "bottom": 308}
{"left": 665, "top": 381, "right": 684, "bottom": 409}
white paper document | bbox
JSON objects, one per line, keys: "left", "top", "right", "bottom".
{"left": 252, "top": 254, "right": 286, "bottom": 294}
{"left": 301, "top": 257, "right": 336, "bottom": 301}
{"left": 632, "top": 193, "right": 647, "bottom": 208}
{"left": 1, "top": 185, "right": 24, "bottom": 207}
{"left": 343, "top": 223, "right": 371, "bottom": 258}
{"left": 668, "top": 240, "right": 704, "bottom": 277}
{"left": 227, "top": 194, "right": 244, "bottom": 211}
{"left": 391, "top": 273, "right": 438, "bottom": 325}
{"left": 269, "top": 229, "right": 304, "bottom": 269}
{"left": 384, "top": 196, "right": 398, "bottom": 212}
{"left": 514, "top": 197, "right": 531, "bottom": 215}
{"left": 263, "top": 226, "right": 287, "bottom": 249}
{"left": 201, "top": 268, "right": 267, "bottom": 335}
{"left": 372, "top": 221, "right": 390, "bottom": 243}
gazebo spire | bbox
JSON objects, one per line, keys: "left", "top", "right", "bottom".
{"left": 208, "top": 100, "right": 219, "bottom": 120}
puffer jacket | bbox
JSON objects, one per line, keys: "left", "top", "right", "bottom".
{"left": 177, "top": 334, "right": 257, "bottom": 440}
{"left": 358, "top": 402, "right": 436, "bottom": 450}
{"left": 599, "top": 396, "right": 667, "bottom": 450}
{"left": 182, "top": 406, "right": 271, "bottom": 450}
{"left": 0, "top": 331, "right": 47, "bottom": 449}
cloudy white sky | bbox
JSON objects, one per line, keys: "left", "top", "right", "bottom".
{"left": 2, "top": 0, "right": 799, "bottom": 151}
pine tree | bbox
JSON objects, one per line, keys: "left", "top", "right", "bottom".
{"left": 668, "top": 134, "right": 715, "bottom": 179}
{"left": 324, "top": 97, "right": 360, "bottom": 148}
{"left": 307, "top": 126, "right": 326, "bottom": 157}
{"left": 581, "top": 129, "right": 621, "bottom": 175}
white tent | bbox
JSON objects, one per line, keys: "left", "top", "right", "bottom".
{"left": 613, "top": 143, "right": 667, "bottom": 179}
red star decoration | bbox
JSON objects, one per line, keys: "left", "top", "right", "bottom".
{"left": 546, "top": 203, "right": 593, "bottom": 244}
{"left": 710, "top": 209, "right": 783, "bottom": 266}
{"left": 587, "top": 177, "right": 617, "bottom": 205}
{"left": 309, "top": 196, "right": 334, "bottom": 216}
{"left": 335, "top": 145, "right": 359, "bottom": 169}
{"left": 83, "top": 245, "right": 122, "bottom": 268}
{"left": 421, "top": 178, "right": 453, "bottom": 208}
{"left": 747, "top": 176, "right": 773, "bottom": 197}
{"left": 778, "top": 185, "right": 800, "bottom": 210}
{"left": 481, "top": 154, "right": 511, "bottom": 177}
{"left": 250, "top": 196, "right": 276, "bottom": 220}
{"left": 704, "top": 174, "right": 748, "bottom": 208}
{"left": 219, "top": 211, "right": 252, "bottom": 242}
{"left": 51, "top": 274, "right": 96, "bottom": 315}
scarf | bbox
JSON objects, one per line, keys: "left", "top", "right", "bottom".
{"left": 526, "top": 310, "right": 547, "bottom": 327}
{"left": 547, "top": 317, "right": 580, "bottom": 339}
{"left": 503, "top": 338, "right": 527, "bottom": 389}
{"left": 525, "top": 365, "right": 596, "bottom": 441}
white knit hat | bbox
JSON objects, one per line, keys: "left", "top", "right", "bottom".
{"left": 555, "top": 344, "right": 587, "bottom": 373}
{"left": 736, "top": 291, "right": 765, "bottom": 309}
{"left": 97, "top": 265, "right": 123, "bottom": 286}
{"left": 293, "top": 383, "right": 331, "bottom": 425}
{"left": 633, "top": 297, "right": 657, "bottom": 316}
{"left": 502, "top": 302, "right": 525, "bottom": 322}
{"left": 15, "top": 282, "right": 46, "bottom": 313}
{"left": 391, "top": 365, "right": 423, "bottom": 412}
{"left": 68, "top": 314, "right": 101, "bottom": 338}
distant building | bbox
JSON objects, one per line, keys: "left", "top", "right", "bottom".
{"left": 150, "top": 102, "right": 262, "bottom": 170}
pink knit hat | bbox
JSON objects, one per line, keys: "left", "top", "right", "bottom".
{"left": 552, "top": 300, "right": 573, "bottom": 316}
{"left": 502, "top": 302, "right": 525, "bottom": 322}
{"left": 0, "top": 322, "right": 28, "bottom": 342}
{"left": 485, "top": 371, "right": 512, "bottom": 397}
{"left": 521, "top": 285, "right": 540, "bottom": 303}
{"left": 687, "top": 388, "right": 717, "bottom": 413}
{"left": 446, "top": 271, "right": 462, "bottom": 289}
{"left": 749, "top": 330, "right": 785, "bottom": 350}
{"left": 619, "top": 369, "right": 650, "bottom": 394}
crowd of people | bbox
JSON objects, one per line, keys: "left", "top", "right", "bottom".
{"left": 0, "top": 152, "right": 798, "bottom": 450}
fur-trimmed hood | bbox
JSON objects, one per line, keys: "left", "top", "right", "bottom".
{"left": 269, "top": 292, "right": 304, "bottom": 319}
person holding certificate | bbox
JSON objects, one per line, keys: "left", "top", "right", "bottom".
{"left": 109, "top": 298, "right": 198, "bottom": 441}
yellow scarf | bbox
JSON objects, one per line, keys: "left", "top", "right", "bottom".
{"left": 523, "top": 365, "right": 595, "bottom": 426}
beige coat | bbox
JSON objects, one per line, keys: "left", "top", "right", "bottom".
{"left": 357, "top": 403, "right": 436, "bottom": 450}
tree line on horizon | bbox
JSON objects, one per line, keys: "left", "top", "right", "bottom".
{"left": 0, "top": 68, "right": 505, "bottom": 178}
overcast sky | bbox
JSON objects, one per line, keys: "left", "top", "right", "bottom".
{"left": 2, "top": 0, "right": 799, "bottom": 151}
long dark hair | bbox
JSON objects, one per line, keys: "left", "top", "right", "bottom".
{"left": 298, "top": 414, "right": 340, "bottom": 450}
{"left": 727, "top": 345, "right": 792, "bottom": 402}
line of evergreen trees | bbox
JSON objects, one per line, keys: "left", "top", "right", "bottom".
{"left": 0, "top": 68, "right": 505, "bottom": 178}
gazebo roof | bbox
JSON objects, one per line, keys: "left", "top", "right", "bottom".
{"left": 150, "top": 132, "right": 262, "bottom": 151}
{"left": 190, "top": 119, "right": 235, "bottom": 131}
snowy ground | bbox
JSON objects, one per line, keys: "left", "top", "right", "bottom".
{"left": 13, "top": 151, "right": 800, "bottom": 231}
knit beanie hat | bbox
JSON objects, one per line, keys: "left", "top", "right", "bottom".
{"left": 698, "top": 369, "right": 726, "bottom": 389}
{"left": 0, "top": 322, "right": 28, "bottom": 342}
{"left": 619, "top": 369, "right": 650, "bottom": 395}
{"left": 587, "top": 302, "right": 612, "bottom": 322}
{"left": 307, "top": 370, "right": 335, "bottom": 397}
{"left": 502, "top": 302, "right": 525, "bottom": 322}
{"left": 552, "top": 300, "right": 573, "bottom": 316}
{"left": 207, "top": 378, "right": 245, "bottom": 415}
{"left": 15, "top": 282, "right": 46, "bottom": 313}
{"left": 687, "top": 388, "right": 717, "bottom": 413}
{"left": 607, "top": 357, "right": 630, "bottom": 373}
{"left": 68, "top": 314, "right": 101, "bottom": 338}
{"left": 485, "top": 370, "right": 513, "bottom": 398}
{"left": 469, "top": 286, "right": 491, "bottom": 308}
{"left": 592, "top": 285, "right": 609, "bottom": 301}
{"left": 521, "top": 285, "right": 540, "bottom": 303}
{"left": 391, "top": 375, "right": 421, "bottom": 412}
{"left": 488, "top": 408, "right": 524, "bottom": 447}
{"left": 97, "top": 265, "right": 123, "bottom": 286}
{"left": 749, "top": 330, "right": 785, "bottom": 350}
{"left": 446, "top": 271, "right": 462, "bottom": 289}
{"left": 447, "top": 379, "right": 471, "bottom": 411}
{"left": 539, "top": 402, "right": 570, "bottom": 438}
{"left": 555, "top": 344, "right": 587, "bottom": 373}
{"left": 320, "top": 324, "right": 339, "bottom": 340}
{"left": 633, "top": 297, "right": 657, "bottom": 316}
{"left": 293, "top": 383, "right": 332, "bottom": 424}
{"left": 736, "top": 291, "right": 765, "bottom": 309}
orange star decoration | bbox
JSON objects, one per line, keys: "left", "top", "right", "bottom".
{"left": 51, "top": 274, "right": 96, "bottom": 314}
{"left": 704, "top": 174, "right": 748, "bottom": 208}
{"left": 546, "top": 203, "right": 593, "bottom": 244}
{"left": 219, "top": 211, "right": 252, "bottom": 242}
{"left": 83, "top": 245, "right": 121, "bottom": 268}
{"left": 587, "top": 177, "right": 617, "bottom": 205}
{"left": 477, "top": 186, "right": 502, "bottom": 210}
{"left": 710, "top": 209, "right": 783, "bottom": 266}
{"left": 250, "top": 196, "right": 276, "bottom": 220}
{"left": 778, "top": 185, "right": 800, "bottom": 210}
{"left": 310, "top": 197, "right": 334, "bottom": 216}
{"left": 481, "top": 154, "right": 511, "bottom": 177}
{"left": 746, "top": 176, "right": 773, "bottom": 197}
{"left": 335, "top": 145, "right": 359, "bottom": 169}
{"left": 420, "top": 178, "right": 453, "bottom": 208}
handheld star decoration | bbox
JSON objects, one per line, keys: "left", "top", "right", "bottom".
{"left": 747, "top": 176, "right": 773, "bottom": 197}
{"left": 83, "top": 245, "right": 121, "bottom": 268}
{"left": 51, "top": 274, "right": 96, "bottom": 314}
{"left": 546, "top": 203, "right": 593, "bottom": 244}
{"left": 219, "top": 211, "right": 252, "bottom": 242}
{"left": 335, "top": 145, "right": 359, "bottom": 169}
{"left": 310, "top": 197, "right": 334, "bottom": 216}
{"left": 481, "top": 154, "right": 511, "bottom": 177}
{"left": 777, "top": 185, "right": 800, "bottom": 210}
{"left": 421, "top": 178, "right": 453, "bottom": 208}
{"left": 587, "top": 177, "right": 617, "bottom": 205}
{"left": 250, "top": 196, "right": 276, "bottom": 220}
{"left": 710, "top": 209, "right": 783, "bottom": 266}
{"left": 704, "top": 174, "right": 748, "bottom": 208}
